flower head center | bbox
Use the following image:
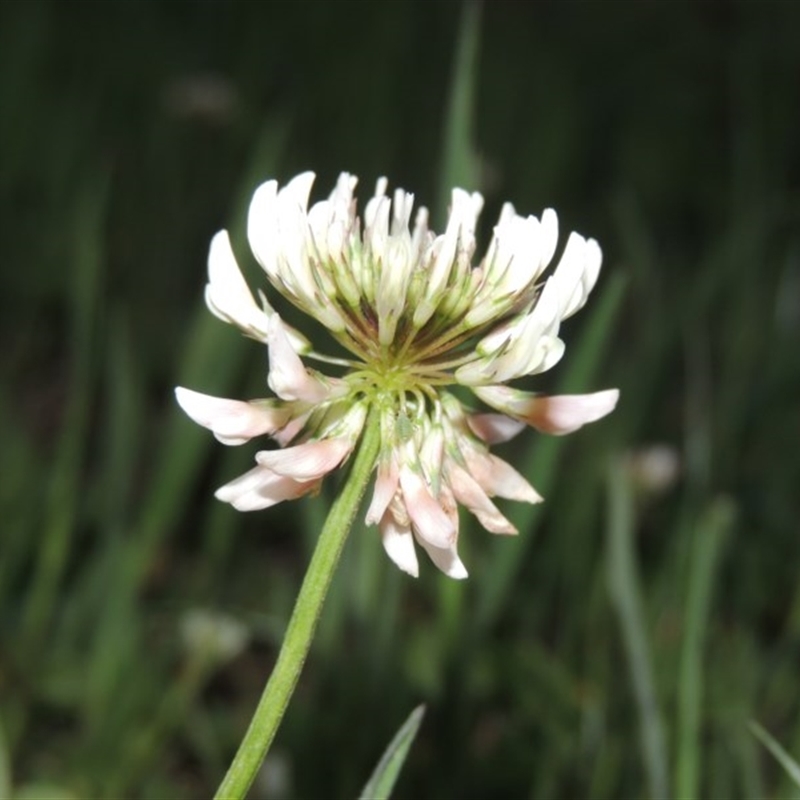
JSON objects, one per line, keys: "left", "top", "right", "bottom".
{"left": 348, "top": 359, "right": 440, "bottom": 403}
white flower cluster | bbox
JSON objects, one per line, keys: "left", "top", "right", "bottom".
{"left": 177, "top": 172, "right": 618, "bottom": 578}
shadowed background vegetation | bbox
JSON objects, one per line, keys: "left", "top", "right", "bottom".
{"left": 1, "top": 1, "right": 799, "bottom": 797}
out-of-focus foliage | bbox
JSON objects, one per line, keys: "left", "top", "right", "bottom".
{"left": 1, "top": 1, "right": 799, "bottom": 798}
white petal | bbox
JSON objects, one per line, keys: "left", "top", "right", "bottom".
{"left": 306, "top": 199, "right": 334, "bottom": 258}
{"left": 518, "top": 334, "right": 566, "bottom": 377}
{"left": 538, "top": 208, "right": 559, "bottom": 272}
{"left": 248, "top": 174, "right": 348, "bottom": 334}
{"left": 205, "top": 230, "right": 269, "bottom": 338}
{"left": 411, "top": 206, "right": 430, "bottom": 255}
{"left": 377, "top": 234, "right": 413, "bottom": 336}
{"left": 475, "top": 386, "right": 619, "bottom": 435}
{"left": 365, "top": 195, "right": 391, "bottom": 256}
{"left": 550, "top": 232, "right": 603, "bottom": 321}
{"left": 365, "top": 457, "right": 399, "bottom": 525}
{"left": 457, "top": 276, "right": 566, "bottom": 386}
{"left": 391, "top": 188, "right": 414, "bottom": 235}
{"left": 456, "top": 327, "right": 564, "bottom": 386}
{"left": 215, "top": 465, "right": 317, "bottom": 511}
{"left": 379, "top": 512, "right": 419, "bottom": 578}
{"left": 497, "top": 214, "right": 542, "bottom": 294}
{"left": 497, "top": 201, "right": 516, "bottom": 227}
{"left": 364, "top": 177, "right": 388, "bottom": 229}
{"left": 278, "top": 171, "right": 316, "bottom": 215}
{"left": 463, "top": 447, "right": 542, "bottom": 504}
{"left": 267, "top": 315, "right": 335, "bottom": 403}
{"left": 328, "top": 172, "right": 357, "bottom": 222}
{"left": 417, "top": 423, "right": 444, "bottom": 486}
{"left": 255, "top": 289, "right": 311, "bottom": 353}
{"left": 175, "top": 387, "right": 290, "bottom": 445}
{"left": 413, "top": 189, "right": 483, "bottom": 328}
{"left": 466, "top": 413, "right": 526, "bottom": 444}
{"left": 247, "top": 181, "right": 280, "bottom": 279}
{"left": 398, "top": 467, "right": 455, "bottom": 549}
{"left": 214, "top": 464, "right": 267, "bottom": 500}
{"left": 448, "top": 464, "right": 517, "bottom": 535}
{"left": 272, "top": 410, "right": 311, "bottom": 447}
{"left": 476, "top": 311, "right": 525, "bottom": 356}
{"left": 255, "top": 437, "right": 352, "bottom": 481}
{"left": 472, "top": 385, "right": 517, "bottom": 410}
{"left": 414, "top": 535, "right": 468, "bottom": 580}
{"left": 525, "top": 389, "right": 619, "bottom": 434}
{"left": 481, "top": 303, "right": 565, "bottom": 384}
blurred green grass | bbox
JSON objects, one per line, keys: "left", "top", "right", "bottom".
{"left": 1, "top": 1, "right": 799, "bottom": 798}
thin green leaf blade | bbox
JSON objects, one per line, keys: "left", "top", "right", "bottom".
{"left": 675, "top": 499, "right": 733, "bottom": 799}
{"left": 606, "top": 457, "right": 669, "bottom": 800}
{"left": 436, "top": 0, "right": 482, "bottom": 223}
{"left": 358, "top": 705, "right": 426, "bottom": 800}
{"left": 749, "top": 721, "right": 800, "bottom": 789}
{"left": 0, "top": 715, "right": 11, "bottom": 800}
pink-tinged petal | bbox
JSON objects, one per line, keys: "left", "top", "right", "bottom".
{"left": 267, "top": 315, "right": 336, "bottom": 403}
{"left": 214, "top": 464, "right": 266, "bottom": 499}
{"left": 365, "top": 457, "right": 399, "bottom": 525}
{"left": 175, "top": 387, "right": 291, "bottom": 445}
{"left": 519, "top": 389, "right": 620, "bottom": 434}
{"left": 447, "top": 464, "right": 517, "bottom": 535}
{"left": 418, "top": 423, "right": 444, "bottom": 488}
{"left": 205, "top": 230, "right": 270, "bottom": 338}
{"left": 255, "top": 437, "right": 352, "bottom": 481}
{"left": 414, "top": 535, "right": 468, "bottom": 580}
{"left": 398, "top": 467, "right": 456, "bottom": 549}
{"left": 472, "top": 384, "right": 518, "bottom": 411}
{"left": 215, "top": 465, "right": 318, "bottom": 511}
{"left": 476, "top": 385, "right": 619, "bottom": 435}
{"left": 272, "top": 411, "right": 311, "bottom": 447}
{"left": 437, "top": 480, "right": 460, "bottom": 536}
{"left": 466, "top": 413, "right": 526, "bottom": 445}
{"left": 464, "top": 448, "right": 542, "bottom": 504}
{"left": 379, "top": 512, "right": 419, "bottom": 578}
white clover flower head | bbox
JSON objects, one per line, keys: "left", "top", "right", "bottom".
{"left": 176, "top": 172, "right": 619, "bottom": 579}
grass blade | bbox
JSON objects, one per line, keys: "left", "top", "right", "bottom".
{"left": 675, "top": 499, "right": 733, "bottom": 799}
{"left": 606, "top": 457, "right": 669, "bottom": 800}
{"left": 749, "top": 721, "right": 800, "bottom": 790}
{"left": 358, "top": 705, "right": 426, "bottom": 800}
{"left": 435, "top": 0, "right": 482, "bottom": 223}
{"left": 0, "top": 715, "right": 10, "bottom": 800}
{"left": 21, "top": 173, "right": 107, "bottom": 653}
{"left": 432, "top": 0, "right": 483, "bottom": 658}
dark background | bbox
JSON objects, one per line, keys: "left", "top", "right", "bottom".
{"left": 1, "top": 1, "right": 799, "bottom": 798}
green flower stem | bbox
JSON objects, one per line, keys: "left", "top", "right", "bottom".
{"left": 214, "top": 404, "right": 381, "bottom": 800}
